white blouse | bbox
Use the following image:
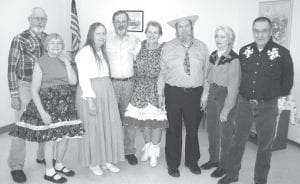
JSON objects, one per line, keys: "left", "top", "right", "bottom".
{"left": 75, "top": 46, "right": 109, "bottom": 99}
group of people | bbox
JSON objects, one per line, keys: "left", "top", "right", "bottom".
{"left": 7, "top": 6, "right": 293, "bottom": 184}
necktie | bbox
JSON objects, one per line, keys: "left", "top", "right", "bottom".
{"left": 183, "top": 43, "right": 193, "bottom": 75}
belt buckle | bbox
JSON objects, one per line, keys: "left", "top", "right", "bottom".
{"left": 183, "top": 88, "right": 190, "bottom": 93}
{"left": 249, "top": 99, "right": 258, "bottom": 105}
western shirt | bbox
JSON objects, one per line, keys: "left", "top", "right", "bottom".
{"left": 207, "top": 48, "right": 241, "bottom": 114}
{"left": 106, "top": 31, "right": 141, "bottom": 78}
{"left": 7, "top": 29, "right": 47, "bottom": 97}
{"left": 157, "top": 37, "right": 210, "bottom": 95}
{"left": 239, "top": 39, "right": 293, "bottom": 100}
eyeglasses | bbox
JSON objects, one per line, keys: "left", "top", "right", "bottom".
{"left": 48, "top": 41, "right": 63, "bottom": 45}
{"left": 31, "top": 17, "right": 48, "bottom": 22}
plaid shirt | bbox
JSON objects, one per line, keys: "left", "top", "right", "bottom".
{"left": 7, "top": 29, "right": 47, "bottom": 97}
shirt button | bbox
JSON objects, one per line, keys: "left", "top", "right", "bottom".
{"left": 254, "top": 71, "right": 257, "bottom": 74}
{"left": 257, "top": 62, "right": 259, "bottom": 66}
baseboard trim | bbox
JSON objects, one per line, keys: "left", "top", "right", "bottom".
{"left": 0, "top": 124, "right": 13, "bottom": 134}
{"left": 288, "top": 139, "right": 300, "bottom": 147}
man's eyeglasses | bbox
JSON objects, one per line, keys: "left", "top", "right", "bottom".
{"left": 31, "top": 17, "right": 48, "bottom": 22}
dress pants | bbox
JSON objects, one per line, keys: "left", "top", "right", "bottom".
{"left": 112, "top": 79, "right": 136, "bottom": 155}
{"left": 165, "top": 84, "right": 203, "bottom": 169}
{"left": 206, "top": 83, "right": 235, "bottom": 169}
{"left": 8, "top": 80, "right": 44, "bottom": 170}
{"left": 226, "top": 96, "right": 278, "bottom": 184}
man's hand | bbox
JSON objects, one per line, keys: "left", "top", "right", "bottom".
{"left": 11, "top": 96, "right": 21, "bottom": 110}
{"left": 200, "top": 97, "right": 207, "bottom": 111}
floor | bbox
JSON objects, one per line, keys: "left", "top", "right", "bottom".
{"left": 0, "top": 127, "right": 299, "bottom": 184}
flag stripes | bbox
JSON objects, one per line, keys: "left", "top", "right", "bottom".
{"left": 71, "top": 0, "right": 81, "bottom": 56}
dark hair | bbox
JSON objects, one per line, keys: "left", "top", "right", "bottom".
{"left": 112, "top": 10, "right": 129, "bottom": 23}
{"left": 252, "top": 17, "right": 272, "bottom": 27}
{"left": 145, "top": 21, "right": 163, "bottom": 35}
{"left": 84, "top": 22, "right": 109, "bottom": 70}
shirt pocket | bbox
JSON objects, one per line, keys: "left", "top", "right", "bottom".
{"left": 25, "top": 39, "right": 40, "bottom": 56}
{"left": 263, "top": 60, "right": 280, "bottom": 76}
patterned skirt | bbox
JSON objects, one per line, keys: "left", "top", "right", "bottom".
{"left": 9, "top": 84, "right": 84, "bottom": 142}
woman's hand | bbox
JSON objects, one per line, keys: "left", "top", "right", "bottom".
{"left": 220, "top": 109, "right": 228, "bottom": 123}
{"left": 158, "top": 94, "right": 165, "bottom": 110}
{"left": 40, "top": 111, "right": 52, "bottom": 124}
{"left": 87, "top": 98, "right": 96, "bottom": 116}
{"left": 58, "top": 52, "right": 72, "bottom": 66}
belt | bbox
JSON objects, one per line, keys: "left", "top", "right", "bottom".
{"left": 242, "top": 97, "right": 266, "bottom": 105}
{"left": 248, "top": 99, "right": 264, "bottom": 105}
{"left": 110, "top": 77, "right": 133, "bottom": 81}
{"left": 166, "top": 84, "right": 201, "bottom": 93}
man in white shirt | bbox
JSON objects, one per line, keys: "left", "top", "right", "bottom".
{"left": 106, "top": 10, "right": 140, "bottom": 165}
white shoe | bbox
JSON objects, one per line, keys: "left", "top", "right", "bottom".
{"left": 141, "top": 142, "right": 151, "bottom": 161}
{"left": 102, "top": 163, "right": 120, "bottom": 173}
{"left": 89, "top": 165, "right": 103, "bottom": 176}
{"left": 149, "top": 144, "right": 160, "bottom": 167}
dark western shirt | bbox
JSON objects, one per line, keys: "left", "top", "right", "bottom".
{"left": 7, "top": 29, "right": 47, "bottom": 97}
{"left": 239, "top": 39, "right": 293, "bottom": 101}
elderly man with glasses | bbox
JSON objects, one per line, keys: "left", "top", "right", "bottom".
{"left": 7, "top": 7, "right": 48, "bottom": 183}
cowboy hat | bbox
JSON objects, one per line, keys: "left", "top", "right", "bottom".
{"left": 167, "top": 15, "right": 199, "bottom": 28}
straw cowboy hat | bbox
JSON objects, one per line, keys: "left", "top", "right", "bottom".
{"left": 167, "top": 15, "right": 199, "bottom": 28}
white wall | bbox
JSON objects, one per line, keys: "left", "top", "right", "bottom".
{"left": 75, "top": 0, "right": 240, "bottom": 51}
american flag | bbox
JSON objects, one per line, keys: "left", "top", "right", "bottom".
{"left": 70, "top": 0, "right": 81, "bottom": 56}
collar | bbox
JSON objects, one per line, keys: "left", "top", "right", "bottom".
{"left": 112, "top": 31, "right": 129, "bottom": 41}
{"left": 174, "top": 37, "right": 195, "bottom": 48}
{"left": 252, "top": 38, "right": 274, "bottom": 52}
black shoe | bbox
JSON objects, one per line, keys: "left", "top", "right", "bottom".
{"left": 44, "top": 173, "right": 67, "bottom": 183}
{"left": 185, "top": 164, "right": 201, "bottom": 175}
{"left": 11, "top": 170, "right": 27, "bottom": 183}
{"left": 218, "top": 175, "right": 238, "bottom": 184}
{"left": 168, "top": 168, "right": 180, "bottom": 177}
{"left": 200, "top": 161, "right": 218, "bottom": 170}
{"left": 211, "top": 167, "right": 226, "bottom": 178}
{"left": 55, "top": 167, "right": 75, "bottom": 177}
{"left": 36, "top": 159, "right": 56, "bottom": 166}
{"left": 36, "top": 159, "right": 46, "bottom": 164}
{"left": 125, "top": 154, "right": 138, "bottom": 165}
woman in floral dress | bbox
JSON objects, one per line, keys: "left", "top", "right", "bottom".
{"left": 9, "top": 33, "right": 84, "bottom": 183}
{"left": 124, "top": 21, "right": 168, "bottom": 167}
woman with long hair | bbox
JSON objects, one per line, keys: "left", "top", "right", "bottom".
{"left": 75, "top": 22, "right": 124, "bottom": 175}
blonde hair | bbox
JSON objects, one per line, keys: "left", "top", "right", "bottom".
{"left": 215, "top": 25, "right": 235, "bottom": 48}
{"left": 43, "top": 33, "right": 65, "bottom": 52}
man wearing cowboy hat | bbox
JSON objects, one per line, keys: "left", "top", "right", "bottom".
{"left": 157, "top": 15, "right": 209, "bottom": 177}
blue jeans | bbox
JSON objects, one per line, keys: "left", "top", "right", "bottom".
{"left": 8, "top": 80, "right": 44, "bottom": 170}
{"left": 206, "top": 83, "right": 235, "bottom": 169}
{"left": 226, "top": 96, "right": 278, "bottom": 184}
{"left": 111, "top": 79, "right": 136, "bottom": 155}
